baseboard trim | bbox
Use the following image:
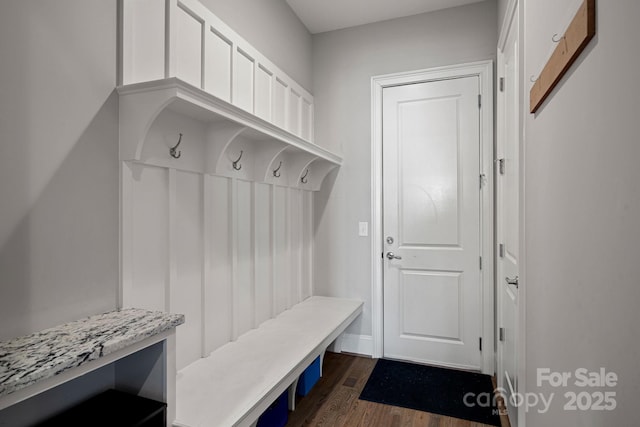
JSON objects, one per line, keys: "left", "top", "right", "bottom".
{"left": 328, "top": 333, "right": 373, "bottom": 357}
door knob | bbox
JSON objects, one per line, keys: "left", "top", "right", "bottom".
{"left": 505, "top": 276, "right": 519, "bottom": 288}
{"left": 386, "top": 252, "right": 402, "bottom": 260}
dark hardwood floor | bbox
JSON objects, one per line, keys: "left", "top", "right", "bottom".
{"left": 286, "top": 352, "right": 510, "bottom": 427}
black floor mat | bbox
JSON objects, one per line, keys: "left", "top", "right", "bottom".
{"left": 359, "top": 359, "right": 501, "bottom": 426}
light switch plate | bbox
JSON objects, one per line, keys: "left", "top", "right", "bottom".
{"left": 358, "top": 222, "right": 369, "bottom": 237}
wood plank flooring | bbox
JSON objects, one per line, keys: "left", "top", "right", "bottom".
{"left": 286, "top": 352, "right": 510, "bottom": 427}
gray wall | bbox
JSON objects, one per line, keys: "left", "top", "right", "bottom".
{"left": 312, "top": 1, "right": 498, "bottom": 338}
{"left": 0, "top": 0, "right": 119, "bottom": 341}
{"left": 199, "top": 0, "right": 313, "bottom": 91}
{"left": 498, "top": 0, "right": 510, "bottom": 28}
{"left": 524, "top": 0, "right": 640, "bottom": 424}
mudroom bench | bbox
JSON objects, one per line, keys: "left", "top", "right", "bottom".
{"left": 174, "top": 296, "right": 363, "bottom": 427}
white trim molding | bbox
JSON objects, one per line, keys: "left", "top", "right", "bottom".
{"left": 340, "top": 334, "right": 374, "bottom": 356}
{"left": 328, "top": 333, "right": 374, "bottom": 357}
{"left": 498, "top": 0, "right": 518, "bottom": 52}
{"left": 499, "top": 4, "right": 527, "bottom": 424}
{"left": 370, "top": 61, "right": 495, "bottom": 374}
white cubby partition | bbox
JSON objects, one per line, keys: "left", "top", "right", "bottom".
{"left": 118, "top": 0, "right": 342, "bottom": 374}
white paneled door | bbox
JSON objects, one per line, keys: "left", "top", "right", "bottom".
{"left": 382, "top": 76, "right": 483, "bottom": 370}
{"left": 497, "top": 5, "right": 520, "bottom": 426}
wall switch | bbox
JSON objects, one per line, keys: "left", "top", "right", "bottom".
{"left": 358, "top": 222, "right": 369, "bottom": 237}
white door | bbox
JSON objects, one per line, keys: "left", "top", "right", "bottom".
{"left": 382, "top": 76, "right": 483, "bottom": 370}
{"left": 497, "top": 6, "right": 520, "bottom": 426}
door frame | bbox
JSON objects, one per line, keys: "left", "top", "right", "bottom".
{"left": 371, "top": 61, "right": 494, "bottom": 374}
{"left": 498, "top": 1, "right": 527, "bottom": 424}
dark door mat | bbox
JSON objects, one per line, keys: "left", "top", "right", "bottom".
{"left": 359, "top": 359, "right": 501, "bottom": 426}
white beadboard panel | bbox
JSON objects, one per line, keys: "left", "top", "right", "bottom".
{"left": 288, "top": 90, "right": 301, "bottom": 136}
{"left": 273, "top": 186, "right": 290, "bottom": 313}
{"left": 176, "top": 4, "right": 203, "bottom": 88}
{"left": 130, "top": 165, "right": 169, "bottom": 311}
{"left": 204, "top": 175, "right": 232, "bottom": 354}
{"left": 301, "top": 191, "right": 313, "bottom": 300}
{"left": 235, "top": 180, "right": 254, "bottom": 337}
{"left": 233, "top": 49, "right": 255, "bottom": 113}
{"left": 254, "top": 183, "right": 273, "bottom": 325}
{"left": 301, "top": 99, "right": 313, "bottom": 142}
{"left": 172, "top": 171, "right": 203, "bottom": 371}
{"left": 123, "top": 162, "right": 317, "bottom": 364}
{"left": 121, "top": 0, "right": 316, "bottom": 141}
{"left": 121, "top": 0, "right": 165, "bottom": 84}
{"left": 289, "top": 189, "right": 302, "bottom": 306}
{"left": 121, "top": 162, "right": 134, "bottom": 309}
{"left": 204, "top": 28, "right": 232, "bottom": 102}
{"left": 255, "top": 65, "right": 273, "bottom": 121}
{"left": 273, "top": 78, "right": 288, "bottom": 129}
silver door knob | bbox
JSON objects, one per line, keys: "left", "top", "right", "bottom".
{"left": 386, "top": 252, "right": 402, "bottom": 260}
{"left": 505, "top": 276, "right": 519, "bottom": 288}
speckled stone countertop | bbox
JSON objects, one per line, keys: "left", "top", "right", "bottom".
{"left": 0, "top": 308, "right": 184, "bottom": 398}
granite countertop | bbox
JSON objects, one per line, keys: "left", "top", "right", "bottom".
{"left": 0, "top": 308, "right": 184, "bottom": 398}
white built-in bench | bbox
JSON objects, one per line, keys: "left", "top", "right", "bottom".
{"left": 174, "top": 296, "right": 363, "bottom": 427}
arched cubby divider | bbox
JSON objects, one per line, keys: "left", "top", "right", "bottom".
{"left": 304, "top": 160, "right": 341, "bottom": 191}
{"left": 206, "top": 123, "right": 247, "bottom": 175}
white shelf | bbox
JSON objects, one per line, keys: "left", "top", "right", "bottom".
{"left": 118, "top": 78, "right": 341, "bottom": 191}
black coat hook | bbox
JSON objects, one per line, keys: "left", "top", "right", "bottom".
{"left": 273, "top": 161, "right": 282, "bottom": 178}
{"left": 301, "top": 169, "right": 309, "bottom": 184}
{"left": 232, "top": 150, "right": 243, "bottom": 171}
{"left": 170, "top": 133, "right": 182, "bottom": 159}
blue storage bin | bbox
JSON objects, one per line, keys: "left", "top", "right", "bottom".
{"left": 257, "top": 391, "right": 288, "bottom": 427}
{"left": 296, "top": 356, "right": 321, "bottom": 396}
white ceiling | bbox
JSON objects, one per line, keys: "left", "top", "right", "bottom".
{"left": 286, "top": 0, "right": 487, "bottom": 34}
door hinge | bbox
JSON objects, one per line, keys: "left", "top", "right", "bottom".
{"left": 479, "top": 337, "right": 483, "bottom": 351}
{"left": 479, "top": 256, "right": 483, "bottom": 270}
{"left": 497, "top": 158, "right": 505, "bottom": 175}
{"left": 478, "top": 94, "right": 482, "bottom": 108}
{"left": 479, "top": 173, "right": 486, "bottom": 189}
{"left": 499, "top": 243, "right": 505, "bottom": 258}
{"left": 499, "top": 77, "right": 505, "bottom": 92}
{"left": 499, "top": 327, "right": 505, "bottom": 342}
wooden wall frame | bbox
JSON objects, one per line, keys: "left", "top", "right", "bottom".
{"left": 530, "top": 0, "right": 596, "bottom": 113}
